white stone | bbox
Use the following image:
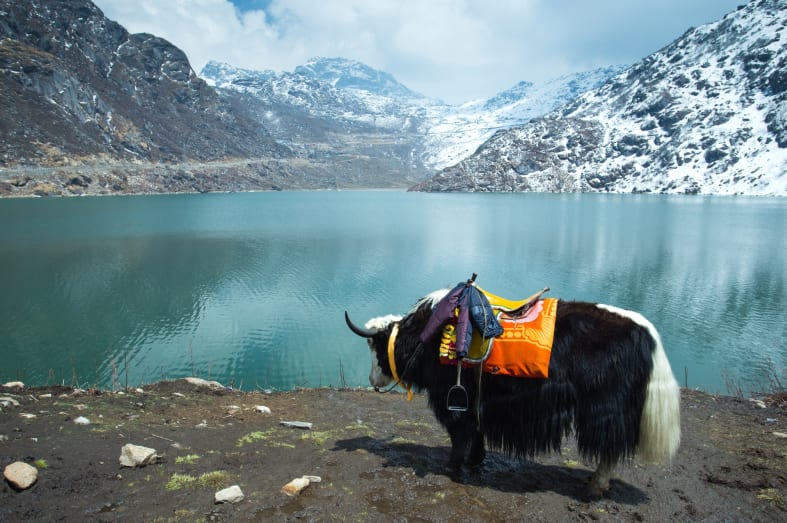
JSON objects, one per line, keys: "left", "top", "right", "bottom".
{"left": 19, "top": 413, "right": 36, "bottom": 419}
{"left": 281, "top": 476, "right": 311, "bottom": 496}
{"left": 2, "top": 381, "right": 24, "bottom": 388}
{"left": 280, "top": 421, "right": 312, "bottom": 430}
{"left": 255, "top": 405, "right": 271, "bottom": 414}
{"left": 119, "top": 444, "right": 158, "bottom": 467}
{"left": 0, "top": 396, "right": 20, "bottom": 407}
{"left": 214, "top": 484, "right": 244, "bottom": 504}
{"left": 184, "top": 377, "right": 224, "bottom": 389}
{"left": 773, "top": 431, "right": 787, "bottom": 439}
{"left": 4, "top": 461, "right": 37, "bottom": 490}
{"left": 748, "top": 398, "right": 767, "bottom": 409}
{"left": 74, "top": 416, "right": 90, "bottom": 425}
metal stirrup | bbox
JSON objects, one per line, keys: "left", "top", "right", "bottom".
{"left": 446, "top": 359, "right": 469, "bottom": 412}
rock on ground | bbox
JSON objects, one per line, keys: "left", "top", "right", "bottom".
{"left": 214, "top": 485, "right": 244, "bottom": 504}
{"left": 118, "top": 444, "right": 158, "bottom": 467}
{"left": 4, "top": 461, "right": 38, "bottom": 490}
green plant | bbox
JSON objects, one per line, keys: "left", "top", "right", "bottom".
{"left": 236, "top": 429, "right": 276, "bottom": 447}
{"left": 174, "top": 454, "right": 200, "bottom": 464}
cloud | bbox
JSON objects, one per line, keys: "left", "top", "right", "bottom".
{"left": 93, "top": 0, "right": 744, "bottom": 104}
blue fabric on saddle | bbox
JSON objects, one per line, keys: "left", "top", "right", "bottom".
{"left": 462, "top": 286, "right": 551, "bottom": 364}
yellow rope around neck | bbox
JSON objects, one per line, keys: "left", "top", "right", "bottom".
{"left": 387, "top": 323, "right": 413, "bottom": 401}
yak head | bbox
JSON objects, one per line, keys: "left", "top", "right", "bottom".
{"left": 344, "top": 312, "right": 401, "bottom": 389}
{"left": 345, "top": 288, "right": 450, "bottom": 390}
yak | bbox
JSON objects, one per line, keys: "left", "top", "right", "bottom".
{"left": 345, "top": 287, "right": 681, "bottom": 497}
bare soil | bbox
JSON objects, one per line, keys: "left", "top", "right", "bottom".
{"left": 1, "top": 381, "right": 785, "bottom": 522}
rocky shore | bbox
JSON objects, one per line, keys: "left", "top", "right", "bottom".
{"left": 1, "top": 379, "right": 785, "bottom": 522}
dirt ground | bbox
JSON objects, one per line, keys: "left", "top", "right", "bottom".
{"left": 1, "top": 380, "right": 785, "bottom": 522}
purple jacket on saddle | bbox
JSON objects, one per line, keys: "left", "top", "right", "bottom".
{"left": 420, "top": 282, "right": 503, "bottom": 358}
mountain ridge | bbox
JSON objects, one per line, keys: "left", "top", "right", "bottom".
{"left": 1, "top": 0, "right": 782, "bottom": 196}
{"left": 413, "top": 0, "right": 786, "bottom": 195}
{"left": 202, "top": 57, "right": 624, "bottom": 172}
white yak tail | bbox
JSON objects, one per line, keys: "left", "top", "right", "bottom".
{"left": 637, "top": 327, "right": 681, "bottom": 463}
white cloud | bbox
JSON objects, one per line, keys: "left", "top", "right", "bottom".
{"left": 93, "top": 0, "right": 744, "bottom": 104}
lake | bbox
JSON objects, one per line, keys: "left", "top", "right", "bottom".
{"left": 0, "top": 191, "right": 784, "bottom": 395}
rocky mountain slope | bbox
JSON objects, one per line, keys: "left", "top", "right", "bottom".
{"left": 0, "top": 0, "right": 288, "bottom": 165}
{"left": 0, "top": 0, "right": 312, "bottom": 195}
{"left": 413, "top": 0, "right": 786, "bottom": 195}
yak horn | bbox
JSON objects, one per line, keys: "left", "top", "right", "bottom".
{"left": 345, "top": 311, "right": 376, "bottom": 338}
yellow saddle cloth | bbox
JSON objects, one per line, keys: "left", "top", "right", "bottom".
{"left": 439, "top": 287, "right": 557, "bottom": 379}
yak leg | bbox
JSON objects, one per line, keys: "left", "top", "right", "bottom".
{"left": 447, "top": 417, "right": 477, "bottom": 470}
{"left": 589, "top": 458, "right": 616, "bottom": 498}
{"left": 466, "top": 429, "right": 485, "bottom": 469}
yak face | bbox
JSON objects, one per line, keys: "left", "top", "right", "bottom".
{"left": 346, "top": 289, "right": 447, "bottom": 390}
{"left": 361, "top": 314, "right": 401, "bottom": 389}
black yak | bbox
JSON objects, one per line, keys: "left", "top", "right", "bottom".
{"left": 345, "top": 287, "right": 681, "bottom": 497}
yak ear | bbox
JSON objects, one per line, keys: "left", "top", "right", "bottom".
{"left": 345, "top": 311, "right": 376, "bottom": 338}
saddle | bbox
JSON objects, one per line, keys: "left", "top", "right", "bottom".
{"left": 439, "top": 286, "right": 556, "bottom": 379}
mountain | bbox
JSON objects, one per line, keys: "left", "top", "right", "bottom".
{"left": 0, "top": 0, "right": 289, "bottom": 163}
{"left": 201, "top": 57, "right": 435, "bottom": 187}
{"left": 0, "top": 0, "right": 306, "bottom": 195}
{"left": 202, "top": 58, "right": 622, "bottom": 176}
{"left": 413, "top": 0, "right": 786, "bottom": 195}
{"left": 293, "top": 57, "right": 424, "bottom": 100}
{"left": 421, "top": 66, "right": 627, "bottom": 169}
{"left": 0, "top": 0, "right": 662, "bottom": 196}
{"left": 3, "top": 1, "right": 782, "bottom": 197}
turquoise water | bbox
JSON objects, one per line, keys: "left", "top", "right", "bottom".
{"left": 0, "top": 191, "right": 784, "bottom": 394}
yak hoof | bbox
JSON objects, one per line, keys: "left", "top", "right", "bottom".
{"left": 446, "top": 459, "right": 465, "bottom": 481}
{"left": 588, "top": 460, "right": 614, "bottom": 499}
{"left": 466, "top": 452, "right": 485, "bottom": 470}
{"left": 587, "top": 474, "right": 611, "bottom": 499}
{"left": 587, "top": 483, "right": 607, "bottom": 500}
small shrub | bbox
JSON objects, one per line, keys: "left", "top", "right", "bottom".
{"left": 236, "top": 429, "right": 275, "bottom": 447}
{"left": 175, "top": 454, "right": 200, "bottom": 464}
{"left": 165, "top": 473, "right": 196, "bottom": 491}
{"left": 198, "top": 471, "right": 230, "bottom": 489}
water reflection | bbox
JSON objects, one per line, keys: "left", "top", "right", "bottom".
{"left": 0, "top": 192, "right": 784, "bottom": 394}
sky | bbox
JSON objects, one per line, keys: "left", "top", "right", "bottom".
{"left": 92, "top": 0, "right": 746, "bottom": 104}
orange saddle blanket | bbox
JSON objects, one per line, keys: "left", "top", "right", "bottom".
{"left": 439, "top": 295, "right": 558, "bottom": 379}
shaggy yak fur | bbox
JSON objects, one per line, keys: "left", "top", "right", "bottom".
{"left": 346, "top": 289, "right": 681, "bottom": 497}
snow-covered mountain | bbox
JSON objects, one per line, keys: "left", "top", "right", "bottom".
{"left": 294, "top": 57, "right": 424, "bottom": 100}
{"left": 414, "top": 0, "right": 786, "bottom": 195}
{"left": 201, "top": 57, "right": 436, "bottom": 186}
{"left": 201, "top": 58, "right": 622, "bottom": 171}
{"left": 422, "top": 66, "right": 627, "bottom": 169}
{"left": 202, "top": 57, "right": 429, "bottom": 130}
